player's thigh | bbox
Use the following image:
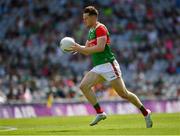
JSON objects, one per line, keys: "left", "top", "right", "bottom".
{"left": 110, "top": 77, "right": 128, "bottom": 96}
{"left": 80, "top": 71, "right": 105, "bottom": 89}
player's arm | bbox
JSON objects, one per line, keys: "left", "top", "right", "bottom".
{"left": 85, "top": 40, "right": 89, "bottom": 47}
{"left": 70, "top": 26, "right": 108, "bottom": 55}
{"left": 71, "top": 40, "right": 89, "bottom": 55}
{"left": 73, "top": 36, "right": 107, "bottom": 55}
{"left": 79, "top": 40, "right": 91, "bottom": 55}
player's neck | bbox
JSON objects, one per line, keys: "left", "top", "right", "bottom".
{"left": 91, "top": 21, "right": 99, "bottom": 29}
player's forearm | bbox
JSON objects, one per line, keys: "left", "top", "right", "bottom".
{"left": 77, "top": 46, "right": 89, "bottom": 55}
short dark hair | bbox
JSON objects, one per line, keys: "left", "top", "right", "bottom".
{"left": 83, "top": 6, "right": 98, "bottom": 16}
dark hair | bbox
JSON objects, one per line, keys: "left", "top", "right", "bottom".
{"left": 83, "top": 6, "right": 98, "bottom": 16}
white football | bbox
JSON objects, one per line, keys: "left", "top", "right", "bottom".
{"left": 60, "top": 37, "right": 75, "bottom": 52}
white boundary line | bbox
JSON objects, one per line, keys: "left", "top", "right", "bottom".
{"left": 0, "top": 126, "right": 17, "bottom": 131}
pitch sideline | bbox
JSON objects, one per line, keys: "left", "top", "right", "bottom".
{"left": 0, "top": 126, "right": 17, "bottom": 131}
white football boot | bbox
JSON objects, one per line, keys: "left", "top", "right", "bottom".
{"left": 90, "top": 112, "right": 107, "bottom": 126}
{"left": 145, "top": 109, "right": 153, "bottom": 128}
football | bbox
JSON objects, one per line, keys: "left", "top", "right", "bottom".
{"left": 60, "top": 37, "right": 75, "bottom": 52}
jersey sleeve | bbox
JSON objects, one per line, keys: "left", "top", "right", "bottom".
{"left": 96, "top": 26, "right": 107, "bottom": 38}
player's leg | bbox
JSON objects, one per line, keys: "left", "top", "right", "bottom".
{"left": 79, "top": 71, "right": 107, "bottom": 126}
{"left": 110, "top": 77, "right": 143, "bottom": 109}
{"left": 80, "top": 71, "right": 105, "bottom": 113}
{"left": 110, "top": 77, "right": 153, "bottom": 128}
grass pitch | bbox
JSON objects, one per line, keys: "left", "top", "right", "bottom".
{"left": 0, "top": 113, "right": 179, "bottom": 136}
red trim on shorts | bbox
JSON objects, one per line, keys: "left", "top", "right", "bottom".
{"left": 110, "top": 61, "right": 119, "bottom": 77}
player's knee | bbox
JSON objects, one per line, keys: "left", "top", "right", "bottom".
{"left": 79, "top": 83, "right": 85, "bottom": 91}
{"left": 119, "top": 90, "right": 129, "bottom": 99}
{"left": 121, "top": 93, "right": 128, "bottom": 99}
{"left": 79, "top": 83, "right": 90, "bottom": 91}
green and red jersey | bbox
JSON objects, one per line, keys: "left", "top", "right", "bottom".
{"left": 87, "top": 23, "right": 115, "bottom": 66}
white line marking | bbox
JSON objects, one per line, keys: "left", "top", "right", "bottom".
{"left": 0, "top": 126, "right": 17, "bottom": 131}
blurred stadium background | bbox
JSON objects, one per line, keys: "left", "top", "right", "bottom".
{"left": 0, "top": 0, "right": 180, "bottom": 118}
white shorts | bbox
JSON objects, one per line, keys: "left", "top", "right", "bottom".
{"left": 90, "top": 60, "right": 121, "bottom": 81}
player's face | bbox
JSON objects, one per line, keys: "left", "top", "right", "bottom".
{"left": 83, "top": 13, "right": 95, "bottom": 28}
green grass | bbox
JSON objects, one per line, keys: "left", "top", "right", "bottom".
{"left": 0, "top": 113, "right": 180, "bottom": 135}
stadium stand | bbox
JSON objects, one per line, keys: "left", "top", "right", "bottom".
{"left": 0, "top": 0, "right": 180, "bottom": 103}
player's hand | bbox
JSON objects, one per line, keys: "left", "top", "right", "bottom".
{"left": 69, "top": 43, "right": 81, "bottom": 52}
